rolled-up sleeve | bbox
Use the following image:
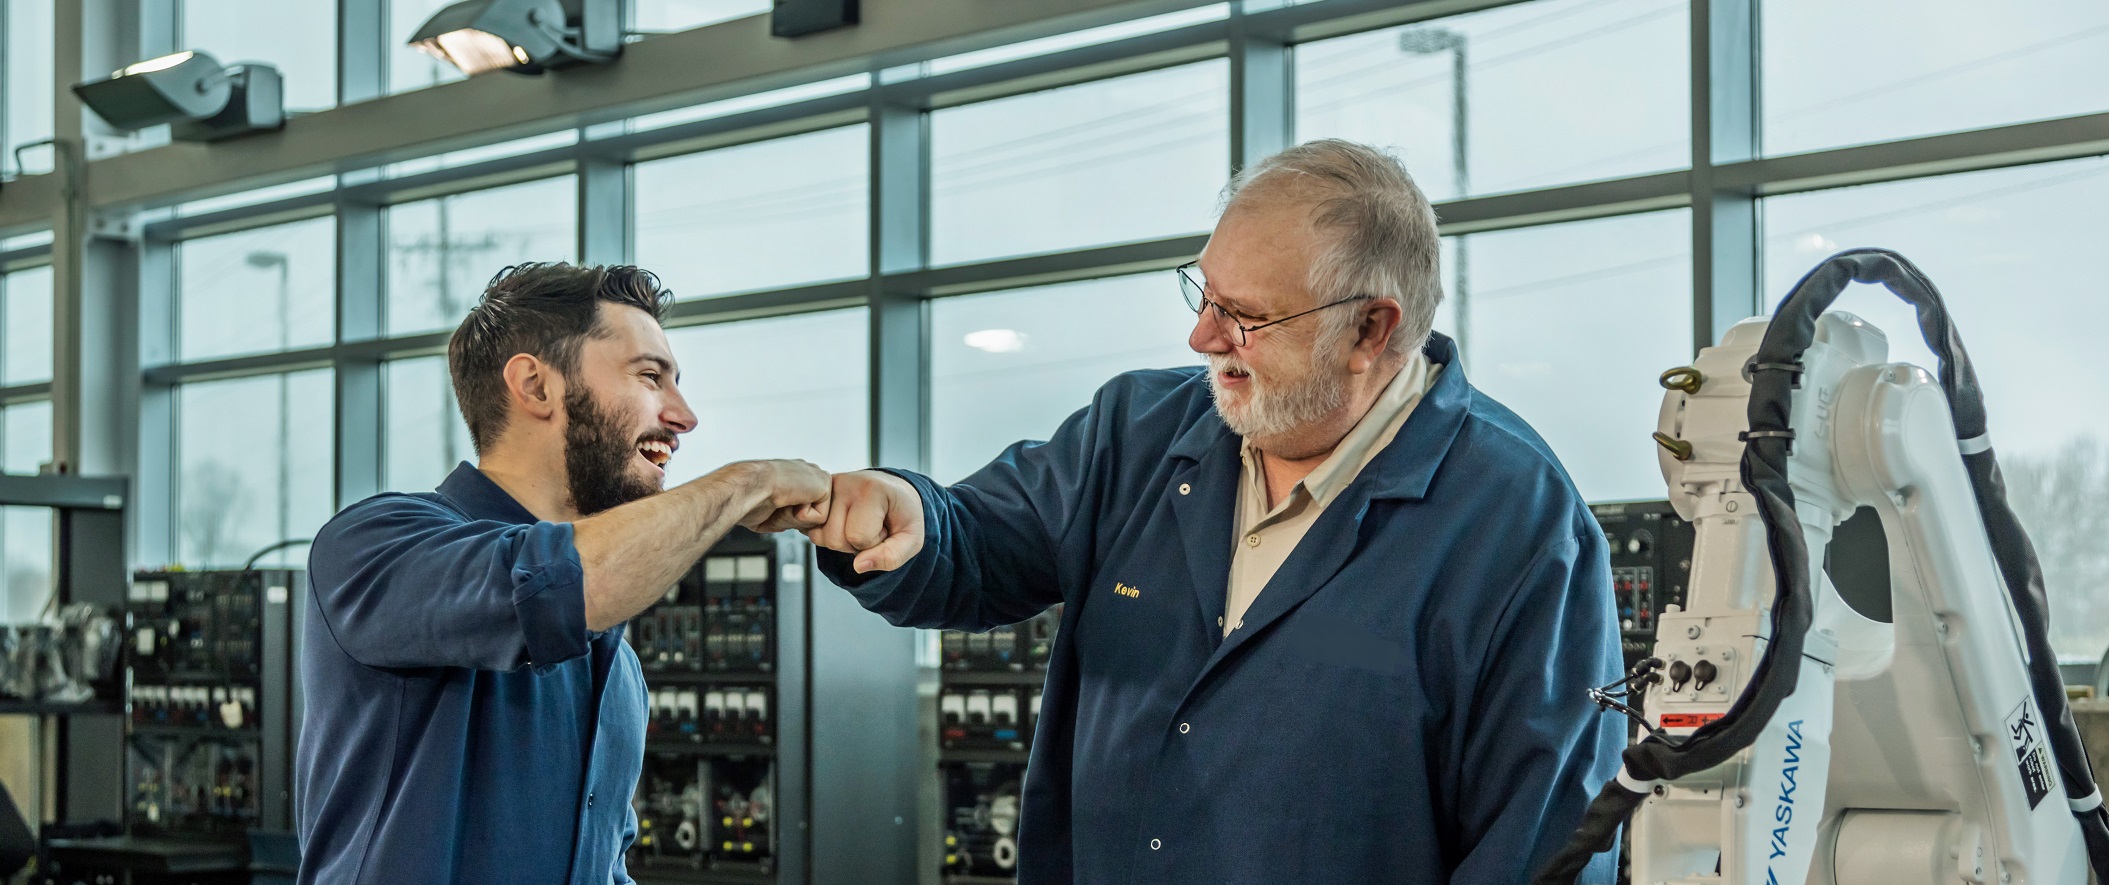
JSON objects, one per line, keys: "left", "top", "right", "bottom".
{"left": 308, "top": 494, "right": 591, "bottom": 671}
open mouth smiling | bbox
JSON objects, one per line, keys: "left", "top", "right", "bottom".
{"left": 638, "top": 439, "right": 675, "bottom": 473}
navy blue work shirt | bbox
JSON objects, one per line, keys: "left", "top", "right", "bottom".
{"left": 820, "top": 334, "right": 1622, "bottom": 885}
{"left": 296, "top": 463, "right": 647, "bottom": 885}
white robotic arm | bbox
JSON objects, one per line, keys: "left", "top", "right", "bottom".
{"left": 1538, "top": 249, "right": 2109, "bottom": 885}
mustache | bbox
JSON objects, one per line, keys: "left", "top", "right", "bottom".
{"left": 1207, "top": 355, "right": 1251, "bottom": 375}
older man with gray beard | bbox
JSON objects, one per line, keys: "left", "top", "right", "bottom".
{"left": 808, "top": 140, "right": 1622, "bottom": 885}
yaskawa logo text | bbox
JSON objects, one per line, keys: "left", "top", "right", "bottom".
{"left": 1766, "top": 719, "right": 1805, "bottom": 880}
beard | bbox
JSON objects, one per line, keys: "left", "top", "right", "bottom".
{"left": 1206, "top": 332, "right": 1349, "bottom": 442}
{"left": 563, "top": 384, "right": 665, "bottom": 516}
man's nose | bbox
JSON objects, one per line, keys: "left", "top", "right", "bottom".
{"left": 663, "top": 388, "right": 698, "bottom": 434}
{"left": 1189, "top": 306, "right": 1230, "bottom": 354}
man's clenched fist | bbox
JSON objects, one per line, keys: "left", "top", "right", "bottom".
{"left": 805, "top": 470, "right": 924, "bottom": 573}
{"left": 736, "top": 459, "right": 833, "bottom": 533}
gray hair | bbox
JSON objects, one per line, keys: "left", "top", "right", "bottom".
{"left": 1220, "top": 139, "right": 1442, "bottom": 358}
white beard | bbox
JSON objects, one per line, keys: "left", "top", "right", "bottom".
{"left": 1206, "top": 347, "right": 1347, "bottom": 442}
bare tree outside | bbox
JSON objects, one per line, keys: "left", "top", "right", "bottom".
{"left": 2002, "top": 436, "right": 2109, "bottom": 661}
{"left": 181, "top": 460, "right": 250, "bottom": 567}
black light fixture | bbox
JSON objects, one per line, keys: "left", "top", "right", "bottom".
{"left": 409, "top": 0, "right": 622, "bottom": 76}
{"left": 771, "top": 0, "right": 858, "bottom": 38}
{"left": 71, "top": 51, "right": 285, "bottom": 142}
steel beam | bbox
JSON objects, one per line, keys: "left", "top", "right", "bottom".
{"left": 890, "top": 234, "right": 1208, "bottom": 298}
{"left": 1434, "top": 171, "right": 1692, "bottom": 235}
{"left": 1717, "top": 111, "right": 2109, "bottom": 197}
{"left": 2, "top": 0, "right": 1224, "bottom": 221}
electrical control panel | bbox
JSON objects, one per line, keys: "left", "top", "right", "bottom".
{"left": 938, "top": 687, "right": 1039, "bottom": 752}
{"left": 648, "top": 684, "right": 774, "bottom": 746}
{"left": 127, "top": 733, "right": 263, "bottom": 836}
{"left": 125, "top": 569, "right": 300, "bottom": 838}
{"left": 940, "top": 762, "right": 1026, "bottom": 879}
{"left": 939, "top": 607, "right": 1059, "bottom": 673}
{"left": 934, "top": 606, "right": 1058, "bottom": 883}
{"left": 626, "top": 530, "right": 807, "bottom": 884}
{"left": 631, "top": 753, "right": 778, "bottom": 875}
{"left": 1589, "top": 502, "right": 1695, "bottom": 667}
{"left": 633, "top": 552, "right": 775, "bottom": 675}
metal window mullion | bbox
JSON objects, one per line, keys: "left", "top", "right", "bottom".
{"left": 1229, "top": 3, "right": 1291, "bottom": 173}
{"left": 136, "top": 238, "right": 176, "bottom": 565}
{"left": 342, "top": 0, "right": 384, "bottom": 105}
{"left": 335, "top": 191, "right": 383, "bottom": 506}
{"left": 1691, "top": 0, "right": 1761, "bottom": 353}
{"left": 0, "top": 0, "right": 10, "bottom": 180}
{"left": 868, "top": 93, "right": 929, "bottom": 473}
{"left": 578, "top": 152, "right": 630, "bottom": 265}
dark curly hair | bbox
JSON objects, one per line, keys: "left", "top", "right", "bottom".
{"left": 447, "top": 262, "right": 673, "bottom": 454}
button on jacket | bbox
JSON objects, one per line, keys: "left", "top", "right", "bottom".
{"left": 297, "top": 464, "right": 647, "bottom": 885}
{"left": 821, "top": 334, "right": 1622, "bottom": 885}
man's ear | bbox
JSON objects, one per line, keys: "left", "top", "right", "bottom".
{"left": 502, "top": 353, "right": 564, "bottom": 423}
{"left": 1347, "top": 298, "right": 1404, "bottom": 374}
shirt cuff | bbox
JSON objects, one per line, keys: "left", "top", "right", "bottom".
{"left": 509, "top": 521, "right": 591, "bottom": 667}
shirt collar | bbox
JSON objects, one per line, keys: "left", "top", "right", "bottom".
{"left": 436, "top": 462, "right": 542, "bottom": 525}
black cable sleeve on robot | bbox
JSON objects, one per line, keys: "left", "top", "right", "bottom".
{"left": 1528, "top": 780, "right": 1646, "bottom": 885}
{"left": 1815, "top": 248, "right": 2109, "bottom": 876}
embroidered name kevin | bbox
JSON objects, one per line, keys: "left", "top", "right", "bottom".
{"left": 1113, "top": 582, "right": 1141, "bottom": 598}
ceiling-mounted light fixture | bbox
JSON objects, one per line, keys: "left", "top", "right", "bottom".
{"left": 71, "top": 50, "right": 285, "bottom": 142}
{"left": 772, "top": 0, "right": 858, "bottom": 38}
{"left": 410, "top": 0, "right": 622, "bottom": 76}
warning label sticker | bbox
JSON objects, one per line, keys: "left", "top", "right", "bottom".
{"left": 2007, "top": 698, "right": 2056, "bottom": 810}
{"left": 1659, "top": 713, "right": 1724, "bottom": 729}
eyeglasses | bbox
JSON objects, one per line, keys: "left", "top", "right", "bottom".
{"left": 1176, "top": 261, "right": 1370, "bottom": 347}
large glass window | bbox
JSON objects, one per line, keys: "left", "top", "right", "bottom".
{"left": 634, "top": 126, "right": 869, "bottom": 298}
{"left": 382, "top": 356, "right": 475, "bottom": 493}
{"left": 1, "top": 399, "right": 49, "bottom": 474}
{"left": 660, "top": 309, "right": 870, "bottom": 482}
{"left": 176, "top": 371, "right": 335, "bottom": 569}
{"left": 1, "top": 264, "right": 51, "bottom": 384}
{"left": 1296, "top": 0, "right": 1689, "bottom": 201}
{"left": 1444, "top": 210, "right": 1693, "bottom": 503}
{"left": 181, "top": 0, "right": 339, "bottom": 111}
{"left": 1761, "top": 157, "right": 2109, "bottom": 661}
{"left": 1763, "top": 0, "right": 2109, "bottom": 157}
{"left": 387, "top": 177, "right": 578, "bottom": 336}
{"left": 0, "top": 400, "right": 52, "bottom": 619}
{"left": 929, "top": 62, "right": 1229, "bottom": 266}
{"left": 930, "top": 274, "right": 1200, "bottom": 483}
{"left": 177, "top": 218, "right": 337, "bottom": 362}
{"left": 3, "top": 0, "right": 55, "bottom": 175}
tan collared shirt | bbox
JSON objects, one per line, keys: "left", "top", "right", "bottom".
{"left": 1225, "top": 352, "right": 1442, "bottom": 635}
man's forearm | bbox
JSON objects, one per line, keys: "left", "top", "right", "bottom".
{"left": 574, "top": 463, "right": 770, "bottom": 632}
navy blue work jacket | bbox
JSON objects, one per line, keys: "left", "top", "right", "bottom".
{"left": 821, "top": 334, "right": 1621, "bottom": 885}
{"left": 296, "top": 464, "right": 647, "bottom": 885}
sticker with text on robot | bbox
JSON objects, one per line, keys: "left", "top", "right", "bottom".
{"left": 2006, "top": 698, "right": 2056, "bottom": 810}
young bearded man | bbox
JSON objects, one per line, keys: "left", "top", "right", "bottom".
{"left": 295, "top": 264, "right": 830, "bottom": 885}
